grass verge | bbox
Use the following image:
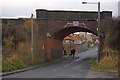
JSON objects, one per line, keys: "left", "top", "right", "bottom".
{"left": 90, "top": 58, "right": 117, "bottom": 72}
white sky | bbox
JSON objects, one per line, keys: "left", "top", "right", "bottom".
{"left": 0, "top": 0, "right": 120, "bottom": 18}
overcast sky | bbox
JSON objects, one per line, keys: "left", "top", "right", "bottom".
{"left": 0, "top": 0, "right": 120, "bottom": 18}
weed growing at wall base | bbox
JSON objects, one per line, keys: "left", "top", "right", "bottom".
{"left": 2, "top": 60, "right": 27, "bottom": 72}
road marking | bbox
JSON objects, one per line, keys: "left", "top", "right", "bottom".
{"left": 53, "top": 68, "right": 60, "bottom": 71}
{"left": 53, "top": 67, "right": 62, "bottom": 71}
{"left": 64, "top": 64, "right": 70, "bottom": 67}
{"left": 70, "top": 62, "right": 74, "bottom": 64}
{"left": 53, "top": 64, "right": 70, "bottom": 71}
{"left": 74, "top": 59, "right": 80, "bottom": 62}
{"left": 88, "top": 70, "right": 91, "bottom": 71}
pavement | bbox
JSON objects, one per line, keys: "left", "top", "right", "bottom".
{"left": 2, "top": 46, "right": 118, "bottom": 78}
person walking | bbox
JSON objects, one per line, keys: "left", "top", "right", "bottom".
{"left": 62, "top": 47, "right": 66, "bottom": 55}
{"left": 64, "top": 49, "right": 66, "bottom": 55}
{"left": 72, "top": 49, "right": 75, "bottom": 58}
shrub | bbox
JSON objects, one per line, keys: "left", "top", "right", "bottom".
{"left": 2, "top": 60, "right": 28, "bottom": 72}
{"left": 13, "top": 60, "right": 27, "bottom": 69}
{"left": 87, "top": 40, "right": 93, "bottom": 47}
{"left": 2, "top": 63, "right": 13, "bottom": 72}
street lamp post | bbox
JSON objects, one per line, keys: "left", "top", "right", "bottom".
{"left": 97, "top": 2, "right": 100, "bottom": 63}
{"left": 31, "top": 13, "right": 34, "bottom": 65}
{"left": 82, "top": 2, "right": 100, "bottom": 63}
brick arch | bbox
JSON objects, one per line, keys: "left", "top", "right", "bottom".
{"left": 51, "top": 26, "right": 97, "bottom": 41}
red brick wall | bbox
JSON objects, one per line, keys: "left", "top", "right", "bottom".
{"left": 45, "top": 38, "right": 63, "bottom": 61}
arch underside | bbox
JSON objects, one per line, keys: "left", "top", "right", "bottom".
{"left": 51, "top": 26, "right": 98, "bottom": 41}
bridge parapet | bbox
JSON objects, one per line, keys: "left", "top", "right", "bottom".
{"left": 36, "top": 9, "right": 112, "bottom": 20}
